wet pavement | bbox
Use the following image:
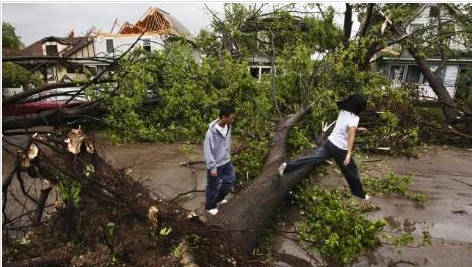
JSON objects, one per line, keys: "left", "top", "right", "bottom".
{"left": 94, "top": 136, "right": 209, "bottom": 212}
{"left": 272, "top": 146, "right": 472, "bottom": 267}
{"left": 351, "top": 147, "right": 472, "bottom": 267}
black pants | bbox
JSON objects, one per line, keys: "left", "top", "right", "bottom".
{"left": 285, "top": 139, "right": 366, "bottom": 198}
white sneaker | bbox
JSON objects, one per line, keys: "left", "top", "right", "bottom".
{"left": 278, "top": 162, "right": 287, "bottom": 176}
{"left": 205, "top": 208, "right": 218, "bottom": 215}
{"left": 354, "top": 194, "right": 370, "bottom": 201}
{"left": 217, "top": 199, "right": 228, "bottom": 205}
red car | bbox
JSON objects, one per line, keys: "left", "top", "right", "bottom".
{"left": 3, "top": 91, "right": 85, "bottom": 117}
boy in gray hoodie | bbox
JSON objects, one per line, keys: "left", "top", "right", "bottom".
{"left": 204, "top": 105, "right": 236, "bottom": 215}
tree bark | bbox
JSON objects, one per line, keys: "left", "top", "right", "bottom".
{"left": 2, "top": 98, "right": 161, "bottom": 131}
{"left": 358, "top": 4, "right": 375, "bottom": 38}
{"left": 2, "top": 102, "right": 107, "bottom": 131}
{"left": 212, "top": 107, "right": 317, "bottom": 254}
{"left": 357, "top": 4, "right": 378, "bottom": 71}
{"left": 343, "top": 4, "right": 353, "bottom": 46}
{"left": 408, "top": 46, "right": 461, "bottom": 122}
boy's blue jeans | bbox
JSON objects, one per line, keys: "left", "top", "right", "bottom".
{"left": 205, "top": 161, "right": 235, "bottom": 210}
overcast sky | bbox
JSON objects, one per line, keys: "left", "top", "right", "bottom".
{"left": 2, "top": 2, "right": 352, "bottom": 47}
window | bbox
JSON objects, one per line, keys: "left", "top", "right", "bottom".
{"left": 46, "top": 66, "right": 55, "bottom": 81}
{"left": 143, "top": 39, "right": 151, "bottom": 52}
{"left": 106, "top": 39, "right": 114, "bottom": 54}
{"left": 45, "top": 45, "right": 58, "bottom": 56}
{"left": 261, "top": 67, "right": 271, "bottom": 75}
{"left": 389, "top": 65, "right": 405, "bottom": 81}
{"left": 259, "top": 67, "right": 272, "bottom": 82}
{"left": 249, "top": 66, "right": 273, "bottom": 83}
{"left": 84, "top": 65, "right": 97, "bottom": 76}
{"left": 459, "top": 65, "right": 471, "bottom": 75}
{"left": 250, "top": 67, "right": 259, "bottom": 79}
{"left": 65, "top": 63, "right": 82, "bottom": 74}
{"left": 406, "top": 65, "right": 421, "bottom": 83}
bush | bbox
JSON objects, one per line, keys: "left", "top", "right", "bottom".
{"left": 2, "top": 62, "right": 43, "bottom": 88}
{"left": 294, "top": 182, "right": 386, "bottom": 265}
{"left": 456, "top": 69, "right": 472, "bottom": 104}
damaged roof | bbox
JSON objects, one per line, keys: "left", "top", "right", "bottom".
{"left": 113, "top": 7, "right": 191, "bottom": 37}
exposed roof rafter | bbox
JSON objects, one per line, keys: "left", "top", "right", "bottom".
{"left": 117, "top": 7, "right": 174, "bottom": 35}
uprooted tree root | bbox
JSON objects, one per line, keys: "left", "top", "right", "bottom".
{"left": 2, "top": 129, "right": 265, "bottom": 267}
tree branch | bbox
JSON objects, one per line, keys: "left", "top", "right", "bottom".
{"left": 204, "top": 3, "right": 224, "bottom": 24}
{"left": 268, "top": 29, "right": 282, "bottom": 120}
{"left": 358, "top": 4, "right": 375, "bottom": 38}
{"left": 434, "top": 5, "right": 447, "bottom": 76}
{"left": 315, "top": 3, "right": 325, "bottom": 20}
{"left": 2, "top": 102, "right": 107, "bottom": 131}
{"left": 343, "top": 3, "right": 353, "bottom": 45}
{"left": 2, "top": 56, "right": 113, "bottom": 64}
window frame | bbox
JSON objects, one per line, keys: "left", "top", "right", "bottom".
{"left": 142, "top": 38, "right": 151, "bottom": 52}
{"left": 45, "top": 44, "right": 59, "bottom": 56}
{"left": 106, "top": 39, "right": 114, "bottom": 54}
{"left": 405, "top": 64, "right": 422, "bottom": 84}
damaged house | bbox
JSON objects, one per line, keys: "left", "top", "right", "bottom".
{"left": 88, "top": 6, "right": 195, "bottom": 74}
{"left": 3, "top": 7, "right": 194, "bottom": 85}
{"left": 93, "top": 7, "right": 192, "bottom": 57}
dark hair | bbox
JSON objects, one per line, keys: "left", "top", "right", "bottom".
{"left": 219, "top": 105, "right": 235, "bottom": 118}
{"left": 336, "top": 94, "right": 367, "bottom": 115}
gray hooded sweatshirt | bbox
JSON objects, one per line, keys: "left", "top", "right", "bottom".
{"left": 204, "top": 119, "right": 231, "bottom": 170}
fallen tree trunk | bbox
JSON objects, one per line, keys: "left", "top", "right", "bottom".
{"left": 213, "top": 107, "right": 322, "bottom": 254}
{"left": 2, "top": 102, "right": 107, "bottom": 131}
{"left": 2, "top": 99, "right": 160, "bottom": 131}
{"left": 408, "top": 45, "right": 462, "bottom": 122}
{"left": 215, "top": 149, "right": 319, "bottom": 254}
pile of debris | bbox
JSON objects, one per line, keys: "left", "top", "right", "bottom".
{"left": 2, "top": 128, "right": 261, "bottom": 267}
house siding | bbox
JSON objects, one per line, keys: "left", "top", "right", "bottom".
{"left": 420, "top": 65, "right": 458, "bottom": 99}
{"left": 93, "top": 35, "right": 166, "bottom": 57}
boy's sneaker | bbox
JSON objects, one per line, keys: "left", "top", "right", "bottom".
{"left": 205, "top": 208, "right": 218, "bottom": 215}
{"left": 278, "top": 162, "right": 287, "bottom": 176}
{"left": 217, "top": 199, "right": 228, "bottom": 205}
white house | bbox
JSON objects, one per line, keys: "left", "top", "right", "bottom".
{"left": 93, "top": 8, "right": 193, "bottom": 56}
